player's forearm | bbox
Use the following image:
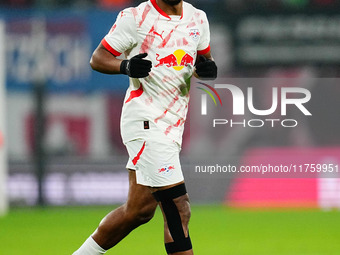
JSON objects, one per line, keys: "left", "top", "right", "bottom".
{"left": 90, "top": 46, "right": 123, "bottom": 74}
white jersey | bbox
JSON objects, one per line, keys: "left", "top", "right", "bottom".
{"left": 102, "top": 0, "right": 211, "bottom": 146}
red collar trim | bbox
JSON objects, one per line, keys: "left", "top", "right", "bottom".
{"left": 150, "top": 0, "right": 183, "bottom": 20}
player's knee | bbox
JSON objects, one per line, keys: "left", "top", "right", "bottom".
{"left": 153, "top": 184, "right": 193, "bottom": 253}
{"left": 125, "top": 203, "right": 156, "bottom": 225}
{"left": 134, "top": 204, "right": 156, "bottom": 224}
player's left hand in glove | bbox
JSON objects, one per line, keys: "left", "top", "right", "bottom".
{"left": 195, "top": 55, "right": 217, "bottom": 79}
{"left": 120, "top": 53, "right": 152, "bottom": 78}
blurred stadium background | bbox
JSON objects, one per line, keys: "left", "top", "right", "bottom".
{"left": 0, "top": 0, "right": 340, "bottom": 254}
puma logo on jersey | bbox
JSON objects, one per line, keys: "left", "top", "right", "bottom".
{"left": 152, "top": 30, "right": 164, "bottom": 40}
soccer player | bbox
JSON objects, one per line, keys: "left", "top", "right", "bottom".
{"left": 73, "top": 0, "right": 217, "bottom": 254}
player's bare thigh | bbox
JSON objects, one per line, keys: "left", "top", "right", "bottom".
{"left": 125, "top": 169, "right": 158, "bottom": 213}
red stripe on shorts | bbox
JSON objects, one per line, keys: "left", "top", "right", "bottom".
{"left": 132, "top": 141, "right": 146, "bottom": 165}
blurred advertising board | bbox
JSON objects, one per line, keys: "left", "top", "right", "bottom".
{"left": 7, "top": 93, "right": 114, "bottom": 158}
{"left": 226, "top": 147, "right": 340, "bottom": 209}
{"left": 1, "top": 9, "right": 128, "bottom": 93}
{"left": 232, "top": 13, "right": 340, "bottom": 67}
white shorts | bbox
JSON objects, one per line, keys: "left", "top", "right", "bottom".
{"left": 125, "top": 138, "right": 184, "bottom": 187}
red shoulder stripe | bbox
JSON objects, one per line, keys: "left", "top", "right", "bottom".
{"left": 101, "top": 38, "right": 122, "bottom": 56}
{"left": 197, "top": 45, "right": 211, "bottom": 55}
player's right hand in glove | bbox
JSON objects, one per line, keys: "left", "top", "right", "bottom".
{"left": 120, "top": 53, "right": 152, "bottom": 78}
{"left": 195, "top": 55, "right": 217, "bottom": 79}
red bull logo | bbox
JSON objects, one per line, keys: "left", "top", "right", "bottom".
{"left": 158, "top": 165, "right": 175, "bottom": 175}
{"left": 155, "top": 49, "right": 194, "bottom": 71}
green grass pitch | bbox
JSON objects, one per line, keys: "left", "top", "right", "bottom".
{"left": 0, "top": 205, "right": 340, "bottom": 255}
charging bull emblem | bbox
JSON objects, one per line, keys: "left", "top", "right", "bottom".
{"left": 155, "top": 49, "right": 194, "bottom": 71}
{"left": 189, "top": 29, "right": 200, "bottom": 41}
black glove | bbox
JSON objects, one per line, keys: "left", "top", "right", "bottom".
{"left": 120, "top": 53, "right": 152, "bottom": 78}
{"left": 195, "top": 55, "right": 217, "bottom": 79}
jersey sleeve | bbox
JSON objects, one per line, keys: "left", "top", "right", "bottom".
{"left": 102, "top": 8, "right": 138, "bottom": 56}
{"left": 197, "top": 11, "right": 211, "bottom": 55}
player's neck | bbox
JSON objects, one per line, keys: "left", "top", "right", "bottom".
{"left": 156, "top": 0, "right": 183, "bottom": 16}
